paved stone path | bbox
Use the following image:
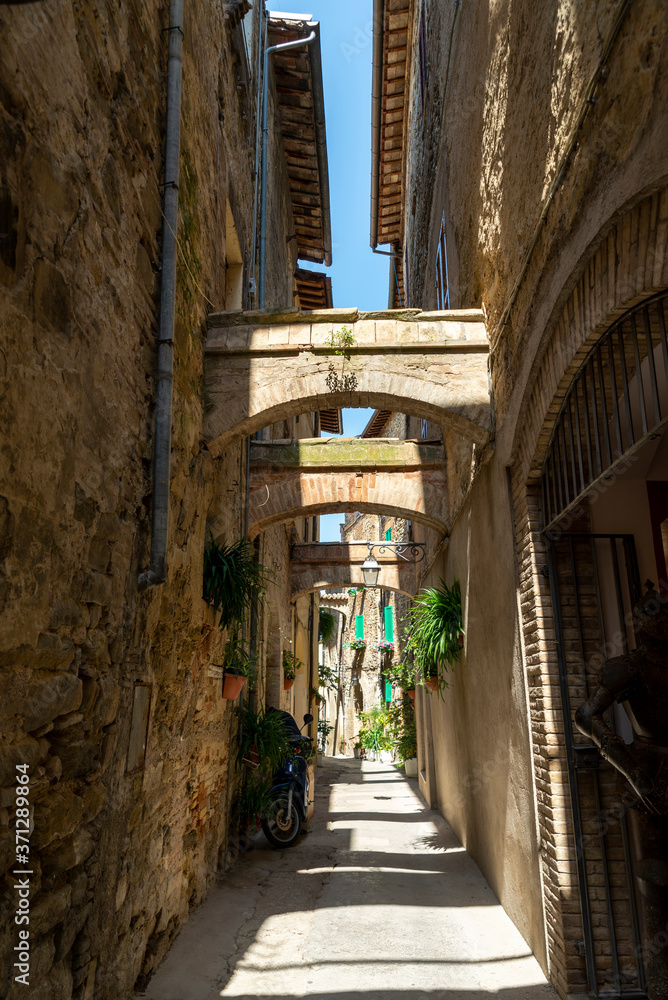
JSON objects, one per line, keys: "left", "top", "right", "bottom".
{"left": 138, "top": 758, "right": 557, "bottom": 1000}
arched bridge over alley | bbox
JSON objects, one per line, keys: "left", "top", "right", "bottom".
{"left": 203, "top": 307, "right": 491, "bottom": 455}
{"left": 247, "top": 437, "right": 449, "bottom": 538}
{"left": 290, "top": 541, "right": 425, "bottom": 599}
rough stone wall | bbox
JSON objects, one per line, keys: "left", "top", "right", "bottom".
{"left": 0, "top": 3, "right": 299, "bottom": 998}
{"left": 405, "top": 0, "right": 667, "bottom": 428}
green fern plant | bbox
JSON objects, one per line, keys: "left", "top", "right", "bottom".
{"left": 319, "top": 608, "right": 336, "bottom": 645}
{"left": 407, "top": 578, "right": 464, "bottom": 693}
{"left": 203, "top": 534, "right": 270, "bottom": 630}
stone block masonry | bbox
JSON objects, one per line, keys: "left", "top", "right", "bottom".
{"left": 204, "top": 308, "right": 491, "bottom": 454}
{"left": 0, "top": 3, "right": 298, "bottom": 999}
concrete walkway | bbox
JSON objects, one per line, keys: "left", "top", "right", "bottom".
{"left": 138, "top": 758, "right": 557, "bottom": 1000}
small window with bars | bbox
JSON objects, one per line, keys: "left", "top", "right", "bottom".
{"left": 435, "top": 212, "right": 450, "bottom": 310}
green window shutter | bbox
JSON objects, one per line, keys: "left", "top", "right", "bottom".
{"left": 384, "top": 605, "right": 394, "bottom": 642}
{"left": 385, "top": 528, "right": 392, "bottom": 540}
{"left": 356, "top": 614, "right": 364, "bottom": 639}
{"left": 384, "top": 679, "right": 392, "bottom": 702}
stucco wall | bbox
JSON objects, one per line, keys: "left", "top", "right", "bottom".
{"left": 417, "top": 456, "right": 546, "bottom": 973}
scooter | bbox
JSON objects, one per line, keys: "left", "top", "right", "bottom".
{"left": 262, "top": 710, "right": 314, "bottom": 849}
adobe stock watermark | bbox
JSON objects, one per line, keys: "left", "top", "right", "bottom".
{"left": 339, "top": 20, "right": 374, "bottom": 64}
{"left": 13, "top": 764, "right": 32, "bottom": 987}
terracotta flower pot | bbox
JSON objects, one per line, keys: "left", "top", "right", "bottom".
{"left": 284, "top": 677, "right": 295, "bottom": 690}
{"left": 222, "top": 671, "right": 246, "bottom": 700}
{"left": 458, "top": 633, "right": 464, "bottom": 648}
{"left": 405, "top": 688, "right": 416, "bottom": 700}
{"left": 425, "top": 677, "right": 439, "bottom": 692}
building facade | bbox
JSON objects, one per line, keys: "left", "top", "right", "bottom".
{"left": 371, "top": 0, "right": 668, "bottom": 995}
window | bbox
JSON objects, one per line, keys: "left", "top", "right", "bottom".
{"left": 384, "top": 605, "right": 394, "bottom": 642}
{"left": 435, "top": 212, "right": 450, "bottom": 310}
{"left": 420, "top": 419, "right": 429, "bottom": 439}
{"left": 385, "top": 527, "right": 392, "bottom": 541}
{"left": 356, "top": 615, "right": 364, "bottom": 640}
{"left": 418, "top": 2, "right": 428, "bottom": 109}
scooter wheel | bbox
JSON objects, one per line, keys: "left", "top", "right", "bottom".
{"left": 261, "top": 794, "right": 302, "bottom": 848}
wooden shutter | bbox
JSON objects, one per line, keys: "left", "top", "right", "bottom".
{"left": 356, "top": 615, "right": 364, "bottom": 639}
{"left": 384, "top": 605, "right": 394, "bottom": 642}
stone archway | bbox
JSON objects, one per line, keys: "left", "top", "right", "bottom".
{"left": 290, "top": 542, "right": 420, "bottom": 600}
{"left": 510, "top": 186, "right": 668, "bottom": 996}
{"left": 204, "top": 308, "right": 491, "bottom": 454}
{"left": 248, "top": 437, "right": 449, "bottom": 539}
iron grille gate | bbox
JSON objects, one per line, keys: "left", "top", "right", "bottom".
{"left": 547, "top": 532, "right": 646, "bottom": 997}
{"left": 540, "top": 291, "right": 668, "bottom": 534}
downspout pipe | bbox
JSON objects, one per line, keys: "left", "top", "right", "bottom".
{"left": 258, "top": 29, "right": 316, "bottom": 308}
{"left": 370, "top": 0, "right": 384, "bottom": 250}
{"left": 249, "top": 3, "right": 267, "bottom": 308}
{"left": 138, "top": 0, "right": 184, "bottom": 591}
{"left": 307, "top": 25, "right": 332, "bottom": 268}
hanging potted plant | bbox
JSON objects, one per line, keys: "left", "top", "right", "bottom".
{"left": 383, "top": 659, "right": 416, "bottom": 700}
{"left": 407, "top": 578, "right": 464, "bottom": 696}
{"left": 282, "top": 650, "right": 302, "bottom": 690}
{"left": 221, "top": 634, "right": 256, "bottom": 700}
{"left": 310, "top": 686, "right": 323, "bottom": 706}
{"left": 203, "top": 534, "right": 269, "bottom": 630}
{"left": 319, "top": 608, "right": 337, "bottom": 646}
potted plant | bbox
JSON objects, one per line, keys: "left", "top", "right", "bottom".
{"left": 353, "top": 741, "right": 362, "bottom": 759}
{"left": 310, "top": 686, "right": 323, "bottom": 706}
{"left": 388, "top": 701, "right": 418, "bottom": 775}
{"left": 347, "top": 638, "right": 367, "bottom": 651}
{"left": 383, "top": 659, "right": 416, "bottom": 699}
{"left": 338, "top": 737, "right": 347, "bottom": 755}
{"left": 318, "top": 719, "right": 333, "bottom": 755}
{"left": 407, "top": 579, "right": 464, "bottom": 696}
{"left": 236, "top": 702, "right": 292, "bottom": 772}
{"left": 221, "top": 634, "right": 256, "bottom": 700}
{"left": 203, "top": 534, "right": 269, "bottom": 630}
{"left": 282, "top": 650, "right": 302, "bottom": 690}
{"left": 319, "top": 608, "right": 337, "bottom": 646}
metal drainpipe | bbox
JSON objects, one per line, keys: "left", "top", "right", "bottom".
{"left": 138, "top": 0, "right": 184, "bottom": 591}
{"left": 248, "top": 2, "right": 266, "bottom": 307}
{"left": 258, "top": 30, "right": 316, "bottom": 308}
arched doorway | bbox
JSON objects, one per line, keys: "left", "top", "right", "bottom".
{"left": 514, "top": 187, "right": 668, "bottom": 998}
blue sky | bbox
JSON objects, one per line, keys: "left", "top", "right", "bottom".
{"left": 272, "top": 2, "right": 388, "bottom": 541}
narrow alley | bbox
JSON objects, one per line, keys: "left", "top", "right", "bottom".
{"left": 139, "top": 760, "right": 556, "bottom": 1000}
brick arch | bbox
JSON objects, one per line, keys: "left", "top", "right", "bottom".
{"left": 203, "top": 311, "right": 491, "bottom": 455}
{"left": 248, "top": 468, "right": 449, "bottom": 539}
{"left": 292, "top": 579, "right": 413, "bottom": 601}
{"left": 511, "top": 185, "right": 668, "bottom": 994}
{"left": 515, "top": 185, "right": 668, "bottom": 483}
{"left": 289, "top": 541, "right": 423, "bottom": 600}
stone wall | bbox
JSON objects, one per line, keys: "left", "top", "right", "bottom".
{"left": 0, "top": 3, "right": 299, "bottom": 998}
